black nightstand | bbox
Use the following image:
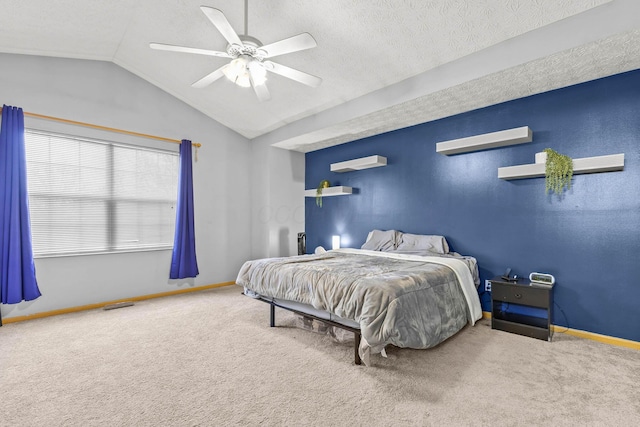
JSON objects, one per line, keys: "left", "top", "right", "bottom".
{"left": 490, "top": 277, "right": 554, "bottom": 341}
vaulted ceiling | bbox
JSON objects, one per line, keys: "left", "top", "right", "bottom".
{"left": 1, "top": 1, "right": 639, "bottom": 152}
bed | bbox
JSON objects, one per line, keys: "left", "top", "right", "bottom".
{"left": 236, "top": 230, "right": 482, "bottom": 366}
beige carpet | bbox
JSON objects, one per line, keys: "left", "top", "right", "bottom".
{"left": 1, "top": 285, "right": 638, "bottom": 426}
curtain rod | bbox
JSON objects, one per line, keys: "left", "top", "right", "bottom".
{"left": 0, "top": 107, "right": 202, "bottom": 148}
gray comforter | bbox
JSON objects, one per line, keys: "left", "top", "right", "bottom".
{"left": 236, "top": 249, "right": 482, "bottom": 364}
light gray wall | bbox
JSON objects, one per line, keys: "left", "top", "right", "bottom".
{"left": 249, "top": 139, "right": 305, "bottom": 260}
{"left": 0, "top": 53, "right": 253, "bottom": 319}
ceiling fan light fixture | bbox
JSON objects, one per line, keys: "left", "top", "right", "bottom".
{"left": 223, "top": 55, "right": 267, "bottom": 88}
{"left": 248, "top": 61, "right": 267, "bottom": 86}
{"left": 223, "top": 57, "right": 251, "bottom": 87}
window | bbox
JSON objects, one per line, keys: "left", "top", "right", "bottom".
{"left": 24, "top": 130, "right": 179, "bottom": 256}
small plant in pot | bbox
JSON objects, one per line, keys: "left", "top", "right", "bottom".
{"left": 543, "top": 148, "right": 573, "bottom": 195}
{"left": 316, "top": 180, "right": 330, "bottom": 207}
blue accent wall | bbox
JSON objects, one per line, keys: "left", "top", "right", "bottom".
{"left": 305, "top": 69, "right": 640, "bottom": 343}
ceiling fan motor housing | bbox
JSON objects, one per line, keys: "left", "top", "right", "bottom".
{"left": 228, "top": 36, "right": 266, "bottom": 61}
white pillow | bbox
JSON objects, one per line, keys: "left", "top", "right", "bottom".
{"left": 395, "top": 233, "right": 449, "bottom": 254}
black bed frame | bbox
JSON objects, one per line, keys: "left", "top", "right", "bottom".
{"left": 255, "top": 296, "right": 362, "bottom": 365}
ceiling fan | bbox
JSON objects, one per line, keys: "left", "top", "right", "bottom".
{"left": 150, "top": 1, "right": 322, "bottom": 102}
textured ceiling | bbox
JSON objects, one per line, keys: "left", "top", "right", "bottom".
{"left": 273, "top": 28, "right": 640, "bottom": 152}
{"left": 1, "top": 0, "right": 639, "bottom": 152}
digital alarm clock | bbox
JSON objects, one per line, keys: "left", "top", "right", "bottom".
{"left": 529, "top": 272, "right": 555, "bottom": 286}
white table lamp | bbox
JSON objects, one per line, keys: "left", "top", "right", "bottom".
{"left": 332, "top": 235, "right": 341, "bottom": 250}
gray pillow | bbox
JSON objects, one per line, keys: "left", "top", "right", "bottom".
{"left": 396, "top": 233, "right": 449, "bottom": 254}
{"left": 361, "top": 229, "right": 400, "bottom": 251}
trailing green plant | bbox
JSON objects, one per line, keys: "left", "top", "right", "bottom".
{"left": 544, "top": 148, "right": 573, "bottom": 195}
{"left": 316, "top": 180, "right": 330, "bottom": 207}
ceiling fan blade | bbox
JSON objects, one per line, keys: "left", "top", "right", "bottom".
{"left": 149, "top": 43, "right": 231, "bottom": 58}
{"left": 191, "top": 65, "right": 227, "bottom": 88}
{"left": 264, "top": 61, "right": 322, "bottom": 88}
{"left": 260, "top": 33, "right": 317, "bottom": 59}
{"left": 249, "top": 63, "right": 271, "bottom": 102}
{"left": 251, "top": 79, "right": 271, "bottom": 102}
{"left": 200, "top": 6, "right": 242, "bottom": 47}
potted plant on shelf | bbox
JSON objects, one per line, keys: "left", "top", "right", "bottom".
{"left": 316, "top": 179, "right": 330, "bottom": 207}
{"left": 543, "top": 148, "right": 573, "bottom": 195}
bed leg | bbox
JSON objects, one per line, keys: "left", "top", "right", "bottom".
{"left": 270, "top": 303, "right": 275, "bottom": 327}
{"left": 354, "top": 332, "right": 362, "bottom": 365}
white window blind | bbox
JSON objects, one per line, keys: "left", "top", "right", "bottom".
{"left": 24, "top": 130, "right": 179, "bottom": 256}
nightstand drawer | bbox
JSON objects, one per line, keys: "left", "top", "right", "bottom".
{"left": 491, "top": 283, "right": 549, "bottom": 308}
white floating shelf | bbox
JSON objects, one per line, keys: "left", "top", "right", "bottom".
{"left": 330, "top": 155, "right": 387, "bottom": 172}
{"left": 304, "top": 186, "right": 353, "bottom": 197}
{"left": 498, "top": 153, "right": 625, "bottom": 180}
{"left": 436, "top": 126, "right": 532, "bottom": 155}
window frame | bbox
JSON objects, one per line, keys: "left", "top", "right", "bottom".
{"left": 24, "top": 129, "right": 179, "bottom": 258}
